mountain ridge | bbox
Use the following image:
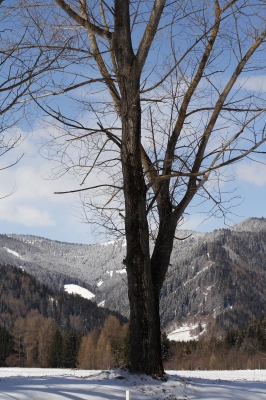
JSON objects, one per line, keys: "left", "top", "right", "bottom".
{"left": 1, "top": 216, "right": 266, "bottom": 336}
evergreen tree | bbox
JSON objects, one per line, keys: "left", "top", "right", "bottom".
{"left": 0, "top": 325, "right": 12, "bottom": 366}
{"left": 48, "top": 329, "right": 63, "bottom": 368}
{"left": 161, "top": 332, "right": 172, "bottom": 362}
{"left": 62, "top": 331, "right": 80, "bottom": 368}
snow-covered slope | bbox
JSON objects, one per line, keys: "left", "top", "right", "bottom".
{"left": 1, "top": 217, "right": 266, "bottom": 334}
{"left": 229, "top": 217, "right": 266, "bottom": 232}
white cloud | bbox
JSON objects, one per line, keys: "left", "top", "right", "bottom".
{"left": 236, "top": 162, "right": 266, "bottom": 186}
{"left": 238, "top": 76, "right": 266, "bottom": 92}
{"left": 0, "top": 203, "right": 55, "bottom": 227}
{"left": 1, "top": 161, "right": 78, "bottom": 202}
{"left": 0, "top": 160, "right": 76, "bottom": 226}
{"left": 0, "top": 127, "right": 82, "bottom": 227}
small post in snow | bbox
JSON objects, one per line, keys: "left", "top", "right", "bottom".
{"left": 126, "top": 390, "right": 131, "bottom": 400}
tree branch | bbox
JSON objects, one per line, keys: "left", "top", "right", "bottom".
{"left": 54, "top": 0, "right": 112, "bottom": 40}
{"left": 137, "top": 0, "right": 166, "bottom": 72}
{"left": 54, "top": 184, "right": 123, "bottom": 194}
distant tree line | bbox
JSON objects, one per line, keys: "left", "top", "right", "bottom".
{"left": 2, "top": 311, "right": 266, "bottom": 370}
{"left": 0, "top": 314, "right": 128, "bottom": 368}
{"left": 0, "top": 312, "right": 172, "bottom": 369}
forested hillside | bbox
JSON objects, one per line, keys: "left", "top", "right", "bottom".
{"left": 0, "top": 234, "right": 100, "bottom": 293}
{"left": 0, "top": 263, "right": 128, "bottom": 367}
{"left": 1, "top": 217, "right": 266, "bottom": 336}
{"left": 0, "top": 263, "right": 127, "bottom": 332}
{"left": 2, "top": 302, "right": 266, "bottom": 371}
{"left": 163, "top": 226, "right": 266, "bottom": 337}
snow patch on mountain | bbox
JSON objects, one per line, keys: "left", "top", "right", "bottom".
{"left": 4, "top": 247, "right": 24, "bottom": 259}
{"left": 183, "top": 263, "right": 212, "bottom": 286}
{"left": 64, "top": 284, "right": 95, "bottom": 300}
{"left": 98, "top": 300, "right": 105, "bottom": 307}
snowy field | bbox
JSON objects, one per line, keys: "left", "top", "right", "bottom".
{"left": 167, "top": 322, "right": 206, "bottom": 341}
{"left": 1, "top": 368, "right": 266, "bottom": 399}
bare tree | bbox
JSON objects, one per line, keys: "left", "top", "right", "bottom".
{"left": 0, "top": 1, "right": 27, "bottom": 195}
{"left": 20, "top": 0, "right": 266, "bottom": 374}
{"left": 0, "top": 0, "right": 67, "bottom": 198}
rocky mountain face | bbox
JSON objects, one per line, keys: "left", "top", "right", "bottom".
{"left": 1, "top": 217, "right": 266, "bottom": 337}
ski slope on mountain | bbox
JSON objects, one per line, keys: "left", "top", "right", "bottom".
{"left": 0, "top": 368, "right": 266, "bottom": 399}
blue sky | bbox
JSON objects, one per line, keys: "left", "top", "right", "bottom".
{"left": 0, "top": 123, "right": 266, "bottom": 245}
{"left": 0, "top": 127, "right": 92, "bottom": 244}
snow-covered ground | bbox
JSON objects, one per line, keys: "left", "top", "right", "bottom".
{"left": 0, "top": 368, "right": 266, "bottom": 399}
{"left": 64, "top": 284, "right": 95, "bottom": 300}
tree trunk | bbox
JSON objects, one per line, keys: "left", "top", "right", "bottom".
{"left": 120, "top": 69, "right": 164, "bottom": 374}
{"left": 127, "top": 269, "right": 163, "bottom": 375}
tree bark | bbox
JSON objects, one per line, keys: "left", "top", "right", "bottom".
{"left": 118, "top": 62, "right": 163, "bottom": 374}
{"left": 121, "top": 103, "right": 164, "bottom": 373}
